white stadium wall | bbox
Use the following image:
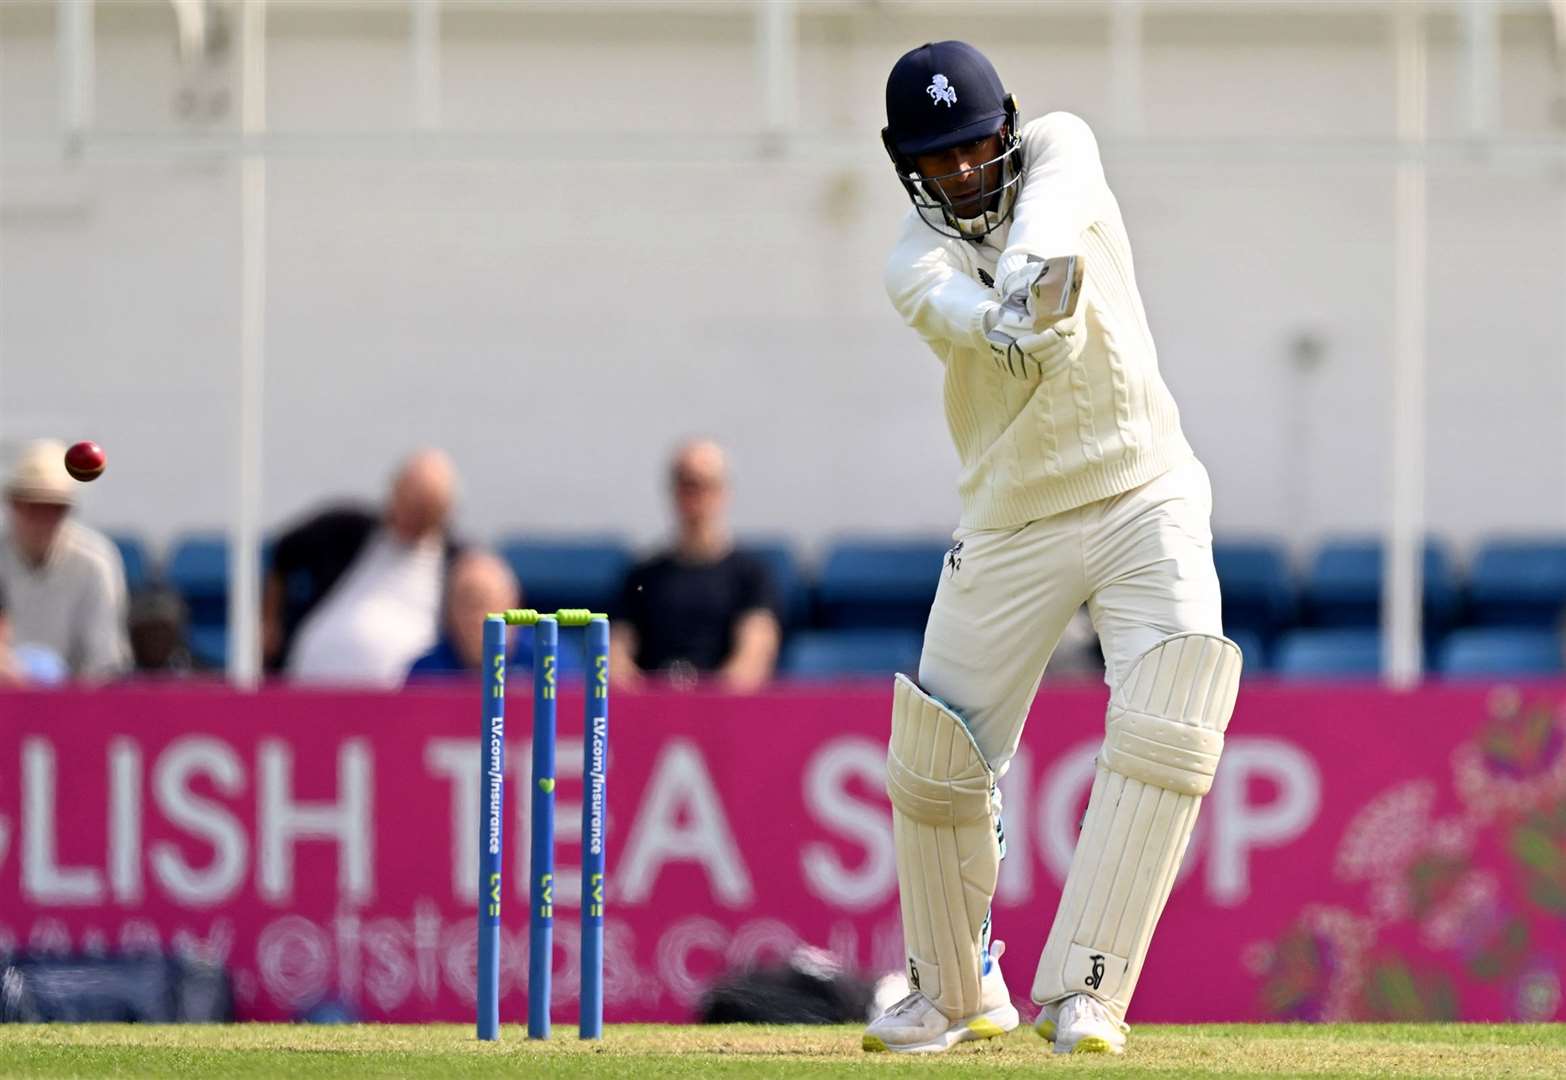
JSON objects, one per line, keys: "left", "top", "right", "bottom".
{"left": 0, "top": 2, "right": 1562, "bottom": 563}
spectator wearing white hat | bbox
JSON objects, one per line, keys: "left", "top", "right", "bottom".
{"left": 0, "top": 439, "right": 130, "bottom": 680}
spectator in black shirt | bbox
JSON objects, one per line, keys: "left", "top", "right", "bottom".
{"left": 611, "top": 440, "right": 780, "bottom": 691}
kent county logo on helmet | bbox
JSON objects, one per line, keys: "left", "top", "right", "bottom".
{"left": 926, "top": 74, "right": 957, "bottom": 107}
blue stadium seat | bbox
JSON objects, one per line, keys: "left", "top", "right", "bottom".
{"left": 497, "top": 536, "right": 633, "bottom": 616}
{"left": 166, "top": 534, "right": 229, "bottom": 629}
{"left": 187, "top": 625, "right": 228, "bottom": 669}
{"left": 1303, "top": 537, "right": 1459, "bottom": 630}
{"left": 1212, "top": 540, "right": 1295, "bottom": 642}
{"left": 1225, "top": 628, "right": 1266, "bottom": 676}
{"left": 781, "top": 629, "right": 923, "bottom": 679}
{"left": 739, "top": 538, "right": 807, "bottom": 630}
{"left": 815, "top": 538, "right": 950, "bottom": 630}
{"left": 1437, "top": 628, "right": 1563, "bottom": 679}
{"left": 109, "top": 533, "right": 152, "bottom": 592}
{"left": 1468, "top": 539, "right": 1566, "bottom": 627}
{"left": 1273, "top": 629, "right": 1382, "bottom": 681}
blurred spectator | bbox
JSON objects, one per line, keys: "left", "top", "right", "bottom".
{"left": 266, "top": 449, "right": 461, "bottom": 686}
{"left": 611, "top": 439, "right": 780, "bottom": 691}
{"left": 407, "top": 549, "right": 524, "bottom": 678}
{"left": 0, "top": 439, "right": 130, "bottom": 680}
{"left": 127, "top": 586, "right": 200, "bottom": 676}
{"left": 0, "top": 581, "right": 25, "bottom": 687}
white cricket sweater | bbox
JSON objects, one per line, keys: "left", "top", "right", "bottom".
{"left": 884, "top": 112, "right": 1194, "bottom": 530}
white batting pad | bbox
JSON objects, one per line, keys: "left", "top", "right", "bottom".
{"left": 886, "top": 673, "right": 1001, "bottom": 1020}
{"left": 1031, "top": 633, "right": 1242, "bottom": 1021}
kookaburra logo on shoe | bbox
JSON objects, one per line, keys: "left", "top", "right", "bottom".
{"left": 1085, "top": 954, "right": 1106, "bottom": 990}
{"left": 927, "top": 74, "right": 957, "bottom": 106}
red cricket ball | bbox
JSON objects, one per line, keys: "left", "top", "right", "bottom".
{"left": 64, "top": 440, "right": 107, "bottom": 482}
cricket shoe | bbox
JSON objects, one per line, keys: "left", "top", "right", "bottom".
{"left": 861, "top": 942, "right": 1019, "bottom": 1054}
{"left": 1037, "top": 993, "right": 1127, "bottom": 1055}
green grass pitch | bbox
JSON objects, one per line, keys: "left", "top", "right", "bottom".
{"left": 3, "top": 1023, "right": 1564, "bottom": 1078}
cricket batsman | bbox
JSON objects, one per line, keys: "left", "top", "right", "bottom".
{"left": 864, "top": 41, "right": 1242, "bottom": 1056}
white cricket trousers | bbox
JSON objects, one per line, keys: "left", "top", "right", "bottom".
{"left": 919, "top": 457, "right": 1224, "bottom": 773}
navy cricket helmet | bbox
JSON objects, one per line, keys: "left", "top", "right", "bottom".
{"left": 882, "top": 41, "right": 1022, "bottom": 241}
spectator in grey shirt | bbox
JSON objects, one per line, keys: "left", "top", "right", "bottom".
{"left": 0, "top": 439, "right": 130, "bottom": 680}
